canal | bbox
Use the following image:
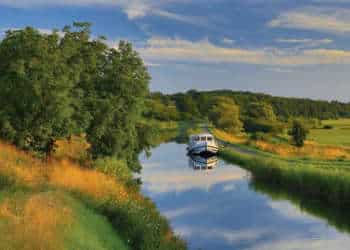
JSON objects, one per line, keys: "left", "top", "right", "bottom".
{"left": 139, "top": 142, "right": 350, "bottom": 250}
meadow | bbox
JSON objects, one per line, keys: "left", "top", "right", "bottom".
{"left": 212, "top": 119, "right": 350, "bottom": 161}
{"left": 309, "top": 119, "right": 350, "bottom": 146}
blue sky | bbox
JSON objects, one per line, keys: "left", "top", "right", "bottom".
{"left": 1, "top": 0, "right": 350, "bottom": 101}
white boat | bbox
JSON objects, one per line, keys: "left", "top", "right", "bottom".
{"left": 188, "top": 133, "right": 219, "bottom": 155}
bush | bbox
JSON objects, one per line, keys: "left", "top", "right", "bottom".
{"left": 290, "top": 120, "right": 309, "bottom": 147}
{"left": 323, "top": 125, "right": 334, "bottom": 130}
{"left": 243, "top": 118, "right": 284, "bottom": 134}
{"left": 250, "top": 132, "right": 269, "bottom": 141}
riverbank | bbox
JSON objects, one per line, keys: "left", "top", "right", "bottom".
{"left": 0, "top": 139, "right": 186, "bottom": 250}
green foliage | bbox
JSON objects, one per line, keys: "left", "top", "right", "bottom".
{"left": 220, "top": 148, "right": 350, "bottom": 211}
{"left": 290, "top": 120, "right": 309, "bottom": 147}
{"left": 246, "top": 102, "right": 277, "bottom": 121}
{"left": 151, "top": 90, "right": 350, "bottom": 122}
{"left": 309, "top": 119, "right": 350, "bottom": 146}
{"left": 93, "top": 158, "right": 131, "bottom": 182}
{"left": 250, "top": 132, "right": 269, "bottom": 141}
{"left": 97, "top": 198, "right": 187, "bottom": 250}
{"left": 243, "top": 118, "right": 284, "bottom": 134}
{"left": 0, "top": 24, "right": 151, "bottom": 170}
{"left": 144, "top": 98, "right": 180, "bottom": 121}
{"left": 209, "top": 97, "right": 242, "bottom": 133}
{"left": 86, "top": 41, "right": 150, "bottom": 171}
{"left": 0, "top": 27, "right": 75, "bottom": 154}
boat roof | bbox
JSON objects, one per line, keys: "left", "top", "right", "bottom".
{"left": 190, "top": 133, "right": 214, "bottom": 138}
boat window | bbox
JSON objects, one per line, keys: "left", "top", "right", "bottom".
{"left": 194, "top": 136, "right": 200, "bottom": 141}
{"left": 207, "top": 137, "right": 213, "bottom": 141}
{"left": 200, "top": 137, "right": 206, "bottom": 141}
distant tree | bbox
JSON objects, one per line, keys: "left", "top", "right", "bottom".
{"left": 175, "top": 95, "right": 201, "bottom": 120}
{"left": 246, "top": 102, "right": 277, "bottom": 121}
{"left": 209, "top": 97, "right": 242, "bottom": 133}
{"left": 144, "top": 99, "right": 179, "bottom": 121}
{"left": 290, "top": 120, "right": 309, "bottom": 147}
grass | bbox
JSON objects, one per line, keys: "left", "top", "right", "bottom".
{"left": 212, "top": 123, "right": 350, "bottom": 160}
{"left": 310, "top": 119, "right": 350, "bottom": 146}
{"left": 0, "top": 139, "right": 187, "bottom": 250}
{"left": 0, "top": 190, "right": 128, "bottom": 250}
{"left": 220, "top": 147, "right": 350, "bottom": 210}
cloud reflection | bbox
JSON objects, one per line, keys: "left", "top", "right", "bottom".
{"left": 141, "top": 163, "right": 247, "bottom": 194}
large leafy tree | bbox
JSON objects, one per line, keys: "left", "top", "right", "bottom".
{"left": 0, "top": 24, "right": 152, "bottom": 170}
{"left": 86, "top": 41, "right": 150, "bottom": 171}
{"left": 0, "top": 28, "right": 74, "bottom": 153}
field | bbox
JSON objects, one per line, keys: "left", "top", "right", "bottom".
{"left": 310, "top": 119, "right": 350, "bottom": 146}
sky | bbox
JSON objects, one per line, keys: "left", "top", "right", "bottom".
{"left": 1, "top": 0, "right": 350, "bottom": 101}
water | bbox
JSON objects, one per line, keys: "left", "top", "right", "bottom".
{"left": 139, "top": 142, "right": 350, "bottom": 250}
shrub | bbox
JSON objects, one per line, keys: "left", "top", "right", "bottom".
{"left": 250, "top": 132, "right": 269, "bottom": 141}
{"left": 323, "top": 125, "right": 334, "bottom": 130}
{"left": 290, "top": 120, "right": 309, "bottom": 147}
{"left": 244, "top": 118, "right": 284, "bottom": 134}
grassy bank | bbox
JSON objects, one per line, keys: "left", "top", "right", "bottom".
{"left": 220, "top": 147, "right": 350, "bottom": 210}
{"left": 0, "top": 189, "right": 128, "bottom": 250}
{"left": 0, "top": 140, "right": 186, "bottom": 250}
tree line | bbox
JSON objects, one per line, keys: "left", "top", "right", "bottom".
{"left": 145, "top": 90, "right": 348, "bottom": 146}
{"left": 146, "top": 90, "right": 350, "bottom": 122}
{"left": 0, "top": 23, "right": 152, "bottom": 171}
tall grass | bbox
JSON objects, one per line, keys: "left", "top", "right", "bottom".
{"left": 220, "top": 148, "right": 350, "bottom": 209}
{"left": 0, "top": 190, "right": 128, "bottom": 250}
{"left": 0, "top": 141, "right": 187, "bottom": 250}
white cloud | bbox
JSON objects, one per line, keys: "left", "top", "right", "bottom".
{"left": 222, "top": 37, "right": 235, "bottom": 45}
{"left": 256, "top": 236, "right": 350, "bottom": 250}
{"left": 177, "top": 226, "right": 270, "bottom": 245}
{"left": 138, "top": 36, "right": 350, "bottom": 66}
{"left": 163, "top": 205, "right": 204, "bottom": 219}
{"left": 0, "top": 0, "right": 200, "bottom": 24}
{"left": 268, "top": 7, "right": 350, "bottom": 34}
{"left": 141, "top": 161, "right": 248, "bottom": 194}
{"left": 276, "top": 38, "right": 333, "bottom": 47}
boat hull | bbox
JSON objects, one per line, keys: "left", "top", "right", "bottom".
{"left": 188, "top": 144, "right": 219, "bottom": 155}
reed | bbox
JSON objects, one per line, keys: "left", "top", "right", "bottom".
{"left": 220, "top": 148, "right": 350, "bottom": 209}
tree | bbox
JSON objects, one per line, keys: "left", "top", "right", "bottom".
{"left": 174, "top": 94, "right": 201, "bottom": 120}
{"left": 86, "top": 41, "right": 150, "bottom": 172}
{"left": 209, "top": 97, "right": 242, "bottom": 133}
{"left": 246, "top": 102, "right": 277, "bottom": 121}
{"left": 144, "top": 99, "right": 179, "bottom": 121}
{"left": 0, "top": 27, "right": 75, "bottom": 154}
{"left": 290, "top": 120, "right": 309, "bottom": 147}
{"left": 0, "top": 24, "right": 152, "bottom": 171}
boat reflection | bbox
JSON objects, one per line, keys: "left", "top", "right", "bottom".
{"left": 188, "top": 154, "right": 219, "bottom": 170}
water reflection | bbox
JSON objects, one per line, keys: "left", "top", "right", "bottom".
{"left": 188, "top": 154, "right": 218, "bottom": 170}
{"left": 139, "top": 143, "right": 350, "bottom": 250}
